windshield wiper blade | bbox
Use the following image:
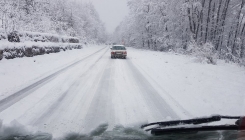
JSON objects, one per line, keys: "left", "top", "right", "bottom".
{"left": 142, "top": 115, "right": 242, "bottom": 128}
{"left": 151, "top": 125, "right": 240, "bottom": 136}
{"left": 142, "top": 115, "right": 222, "bottom": 129}
{"left": 141, "top": 115, "right": 245, "bottom": 135}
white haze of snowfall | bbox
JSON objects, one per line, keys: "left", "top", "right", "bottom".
{"left": 0, "top": 0, "right": 245, "bottom": 139}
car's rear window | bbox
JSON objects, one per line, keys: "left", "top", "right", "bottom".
{"left": 112, "top": 46, "right": 126, "bottom": 50}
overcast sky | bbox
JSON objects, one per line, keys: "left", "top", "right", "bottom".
{"left": 84, "top": 0, "right": 129, "bottom": 34}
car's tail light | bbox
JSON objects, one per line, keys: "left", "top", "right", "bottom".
{"left": 124, "top": 51, "right": 127, "bottom": 54}
{"left": 111, "top": 52, "right": 115, "bottom": 54}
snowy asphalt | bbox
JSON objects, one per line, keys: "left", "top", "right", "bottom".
{"left": 0, "top": 46, "right": 183, "bottom": 136}
{"left": 1, "top": 45, "right": 245, "bottom": 137}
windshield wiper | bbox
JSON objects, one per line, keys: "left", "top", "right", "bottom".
{"left": 141, "top": 115, "right": 245, "bottom": 136}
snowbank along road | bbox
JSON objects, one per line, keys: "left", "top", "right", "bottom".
{"left": 0, "top": 45, "right": 244, "bottom": 137}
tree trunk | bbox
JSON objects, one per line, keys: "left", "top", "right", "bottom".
{"left": 240, "top": 23, "right": 245, "bottom": 58}
{"left": 192, "top": 6, "right": 197, "bottom": 38}
{"left": 210, "top": 2, "right": 216, "bottom": 41}
{"left": 142, "top": 33, "right": 145, "bottom": 48}
{"left": 241, "top": 39, "right": 244, "bottom": 58}
{"left": 200, "top": 0, "right": 206, "bottom": 41}
{"left": 214, "top": 0, "right": 222, "bottom": 50}
{"left": 227, "top": 25, "right": 234, "bottom": 48}
{"left": 217, "top": 0, "right": 230, "bottom": 52}
{"left": 188, "top": 7, "right": 194, "bottom": 34}
{"left": 205, "top": 0, "right": 213, "bottom": 43}
{"left": 232, "top": 0, "right": 245, "bottom": 55}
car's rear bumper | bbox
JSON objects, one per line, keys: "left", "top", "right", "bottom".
{"left": 111, "top": 54, "right": 127, "bottom": 58}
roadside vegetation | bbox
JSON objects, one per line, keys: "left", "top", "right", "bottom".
{"left": 0, "top": 0, "right": 108, "bottom": 60}
{"left": 113, "top": 0, "right": 245, "bottom": 65}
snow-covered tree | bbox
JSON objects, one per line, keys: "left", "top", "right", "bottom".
{"left": 113, "top": 0, "right": 245, "bottom": 63}
{"left": 0, "top": 0, "right": 107, "bottom": 43}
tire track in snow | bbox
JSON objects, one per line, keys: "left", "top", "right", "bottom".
{"left": 31, "top": 48, "right": 110, "bottom": 125}
{"left": 0, "top": 47, "right": 107, "bottom": 113}
{"left": 125, "top": 58, "right": 179, "bottom": 120}
{"left": 81, "top": 58, "right": 115, "bottom": 132}
{"left": 130, "top": 59, "right": 193, "bottom": 118}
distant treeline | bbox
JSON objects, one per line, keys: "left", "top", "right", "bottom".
{"left": 113, "top": 0, "right": 245, "bottom": 64}
{"left": 0, "top": 0, "right": 107, "bottom": 43}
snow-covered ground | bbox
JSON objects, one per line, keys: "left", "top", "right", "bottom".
{"left": 129, "top": 49, "right": 245, "bottom": 117}
{"left": 0, "top": 41, "right": 81, "bottom": 50}
{"left": 0, "top": 45, "right": 102, "bottom": 100}
{"left": 0, "top": 45, "right": 245, "bottom": 138}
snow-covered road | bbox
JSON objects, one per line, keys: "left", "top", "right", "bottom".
{"left": 0, "top": 45, "right": 245, "bottom": 137}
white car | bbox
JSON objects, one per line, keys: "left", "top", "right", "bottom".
{"left": 110, "top": 45, "right": 127, "bottom": 59}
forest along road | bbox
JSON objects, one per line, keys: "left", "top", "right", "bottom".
{"left": 0, "top": 45, "right": 188, "bottom": 137}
